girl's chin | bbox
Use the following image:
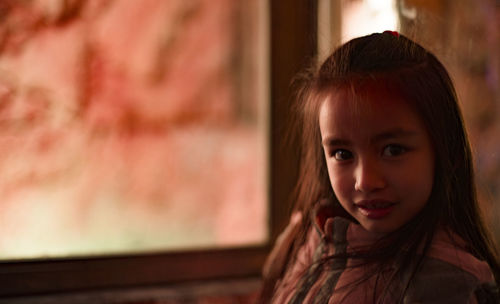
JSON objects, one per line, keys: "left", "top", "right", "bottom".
{"left": 356, "top": 219, "right": 401, "bottom": 236}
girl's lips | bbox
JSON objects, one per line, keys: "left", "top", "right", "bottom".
{"left": 354, "top": 200, "right": 397, "bottom": 219}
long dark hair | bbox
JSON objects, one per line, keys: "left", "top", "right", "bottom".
{"left": 264, "top": 32, "right": 500, "bottom": 302}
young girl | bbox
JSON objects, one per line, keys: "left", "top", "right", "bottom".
{"left": 261, "top": 32, "right": 500, "bottom": 303}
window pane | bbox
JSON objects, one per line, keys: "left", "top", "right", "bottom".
{"left": 0, "top": 0, "right": 268, "bottom": 259}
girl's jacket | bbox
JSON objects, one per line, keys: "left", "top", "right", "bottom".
{"left": 264, "top": 202, "right": 499, "bottom": 303}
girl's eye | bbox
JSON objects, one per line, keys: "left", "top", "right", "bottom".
{"left": 332, "top": 149, "right": 353, "bottom": 161}
{"left": 382, "top": 144, "right": 406, "bottom": 157}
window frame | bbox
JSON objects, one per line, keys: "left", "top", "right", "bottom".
{"left": 0, "top": 0, "right": 318, "bottom": 297}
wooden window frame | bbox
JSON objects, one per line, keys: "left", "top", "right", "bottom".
{"left": 0, "top": 0, "right": 318, "bottom": 297}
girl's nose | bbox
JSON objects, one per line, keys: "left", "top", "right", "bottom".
{"left": 354, "top": 161, "right": 386, "bottom": 193}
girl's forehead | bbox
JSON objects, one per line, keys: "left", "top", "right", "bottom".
{"left": 319, "top": 90, "right": 398, "bottom": 126}
{"left": 323, "top": 83, "right": 406, "bottom": 108}
{"left": 318, "top": 85, "right": 424, "bottom": 135}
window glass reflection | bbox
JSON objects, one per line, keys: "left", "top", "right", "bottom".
{"left": 0, "top": 0, "right": 268, "bottom": 259}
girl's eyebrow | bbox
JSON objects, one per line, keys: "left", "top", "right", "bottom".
{"left": 321, "top": 137, "right": 351, "bottom": 147}
{"left": 321, "top": 128, "right": 418, "bottom": 147}
{"left": 372, "top": 128, "right": 418, "bottom": 143}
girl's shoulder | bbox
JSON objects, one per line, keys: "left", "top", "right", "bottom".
{"left": 263, "top": 199, "right": 350, "bottom": 281}
{"left": 262, "top": 211, "right": 305, "bottom": 281}
{"left": 263, "top": 208, "right": 323, "bottom": 303}
{"left": 427, "top": 228, "right": 494, "bottom": 283}
{"left": 404, "top": 229, "right": 499, "bottom": 303}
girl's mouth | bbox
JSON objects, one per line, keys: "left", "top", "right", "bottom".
{"left": 355, "top": 200, "right": 396, "bottom": 219}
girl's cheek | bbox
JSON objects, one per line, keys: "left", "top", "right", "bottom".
{"left": 327, "top": 166, "right": 353, "bottom": 195}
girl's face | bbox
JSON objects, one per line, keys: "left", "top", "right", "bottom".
{"left": 319, "top": 87, "right": 435, "bottom": 235}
